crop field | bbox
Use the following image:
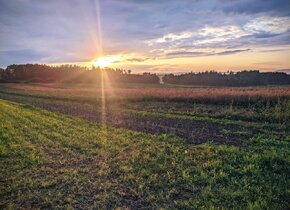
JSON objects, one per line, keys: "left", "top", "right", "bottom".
{"left": 0, "top": 83, "right": 290, "bottom": 209}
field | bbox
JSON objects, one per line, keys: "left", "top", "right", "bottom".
{"left": 0, "top": 83, "right": 290, "bottom": 209}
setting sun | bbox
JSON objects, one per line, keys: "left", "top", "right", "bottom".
{"left": 93, "top": 55, "right": 121, "bottom": 68}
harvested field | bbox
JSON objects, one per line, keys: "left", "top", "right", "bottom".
{"left": 2, "top": 84, "right": 288, "bottom": 146}
{"left": 2, "top": 83, "right": 290, "bottom": 104}
{"left": 0, "top": 83, "right": 289, "bottom": 209}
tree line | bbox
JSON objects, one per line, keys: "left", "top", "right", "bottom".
{"left": 163, "top": 70, "right": 290, "bottom": 86}
{"left": 1, "top": 65, "right": 289, "bottom": 86}
{"left": 0, "top": 64, "right": 160, "bottom": 84}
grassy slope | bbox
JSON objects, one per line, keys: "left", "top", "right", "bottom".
{"left": 0, "top": 99, "right": 289, "bottom": 209}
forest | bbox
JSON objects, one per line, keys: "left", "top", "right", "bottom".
{"left": 163, "top": 71, "right": 290, "bottom": 86}
{"left": 1, "top": 64, "right": 290, "bottom": 86}
{"left": 0, "top": 64, "right": 160, "bottom": 84}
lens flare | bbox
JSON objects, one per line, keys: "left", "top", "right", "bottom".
{"left": 93, "top": 55, "right": 121, "bottom": 68}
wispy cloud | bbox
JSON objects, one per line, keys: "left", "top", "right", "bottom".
{"left": 165, "top": 49, "right": 251, "bottom": 58}
{"left": 147, "top": 32, "right": 194, "bottom": 45}
{"left": 244, "top": 17, "right": 290, "bottom": 34}
{"left": 126, "top": 58, "right": 151, "bottom": 62}
{"left": 216, "top": 49, "right": 251, "bottom": 55}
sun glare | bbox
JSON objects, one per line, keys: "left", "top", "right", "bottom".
{"left": 93, "top": 55, "right": 121, "bottom": 68}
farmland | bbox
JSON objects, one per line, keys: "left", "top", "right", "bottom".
{"left": 0, "top": 82, "right": 290, "bottom": 209}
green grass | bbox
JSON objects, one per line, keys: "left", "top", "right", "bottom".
{"left": 0, "top": 99, "right": 289, "bottom": 209}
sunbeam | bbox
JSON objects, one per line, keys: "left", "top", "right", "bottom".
{"left": 90, "top": 0, "right": 110, "bottom": 142}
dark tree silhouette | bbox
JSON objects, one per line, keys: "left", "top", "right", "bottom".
{"left": 1, "top": 65, "right": 289, "bottom": 86}
{"left": 0, "top": 64, "right": 160, "bottom": 84}
{"left": 163, "top": 70, "right": 290, "bottom": 86}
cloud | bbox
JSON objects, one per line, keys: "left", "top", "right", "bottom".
{"left": 200, "top": 25, "right": 244, "bottom": 37}
{"left": 147, "top": 32, "right": 194, "bottom": 45}
{"left": 153, "top": 24, "right": 168, "bottom": 29}
{"left": 165, "top": 49, "right": 250, "bottom": 58}
{"left": 259, "top": 48, "right": 288, "bottom": 53}
{"left": 146, "top": 15, "right": 290, "bottom": 58}
{"left": 193, "top": 25, "right": 249, "bottom": 46}
{"left": 222, "top": 0, "right": 290, "bottom": 16}
{"left": 147, "top": 26, "right": 245, "bottom": 50}
{"left": 166, "top": 51, "right": 206, "bottom": 57}
{"left": 244, "top": 17, "right": 290, "bottom": 34}
{"left": 126, "top": 58, "right": 150, "bottom": 62}
{"left": 216, "top": 49, "right": 250, "bottom": 55}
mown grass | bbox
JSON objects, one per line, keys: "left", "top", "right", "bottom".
{"left": 0, "top": 99, "right": 289, "bottom": 209}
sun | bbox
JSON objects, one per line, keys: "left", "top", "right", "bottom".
{"left": 92, "top": 55, "right": 121, "bottom": 68}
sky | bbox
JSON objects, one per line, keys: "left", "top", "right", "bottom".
{"left": 0, "top": 0, "right": 290, "bottom": 73}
